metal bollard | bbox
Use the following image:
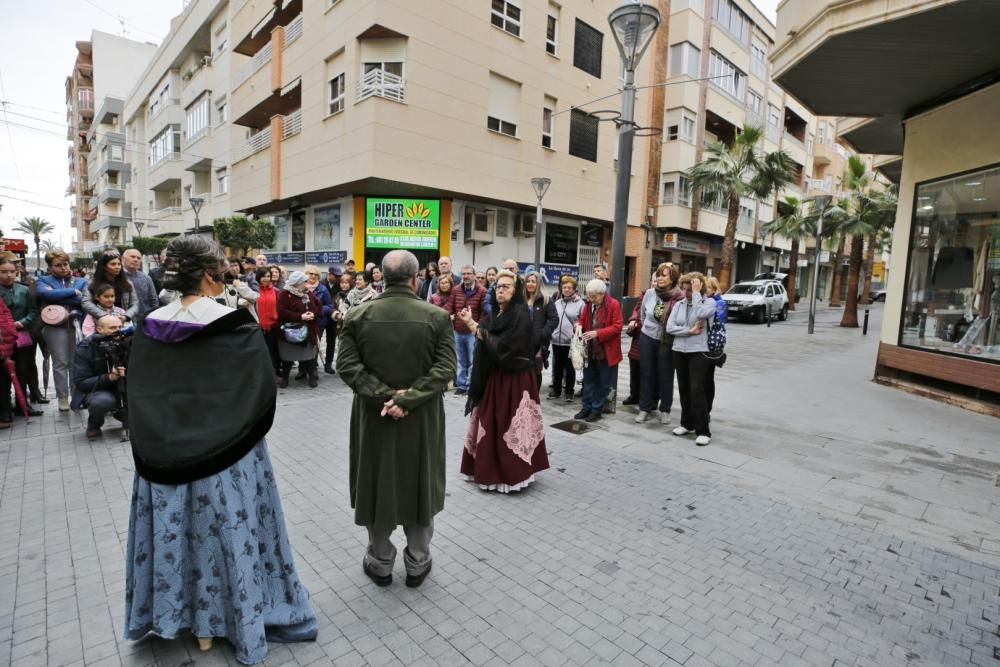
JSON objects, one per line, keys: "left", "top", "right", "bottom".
{"left": 862, "top": 308, "right": 870, "bottom": 335}
{"left": 767, "top": 303, "right": 771, "bottom": 328}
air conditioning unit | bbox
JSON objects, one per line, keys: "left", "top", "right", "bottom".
{"left": 514, "top": 213, "right": 536, "bottom": 237}
{"left": 464, "top": 208, "right": 496, "bottom": 243}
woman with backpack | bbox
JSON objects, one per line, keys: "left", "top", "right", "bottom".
{"left": 667, "top": 272, "right": 717, "bottom": 447}
{"left": 704, "top": 276, "right": 728, "bottom": 417}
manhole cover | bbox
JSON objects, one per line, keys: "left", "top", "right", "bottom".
{"left": 551, "top": 419, "right": 600, "bottom": 435}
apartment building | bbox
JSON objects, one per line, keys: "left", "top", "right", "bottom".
{"left": 635, "top": 0, "right": 817, "bottom": 292}
{"left": 228, "top": 0, "right": 657, "bottom": 282}
{"left": 66, "top": 32, "right": 156, "bottom": 251}
{"left": 773, "top": 0, "right": 1000, "bottom": 413}
{"left": 122, "top": 0, "right": 240, "bottom": 242}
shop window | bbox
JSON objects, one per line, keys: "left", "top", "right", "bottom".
{"left": 901, "top": 164, "right": 1000, "bottom": 362}
{"left": 544, "top": 222, "right": 579, "bottom": 265}
{"left": 568, "top": 109, "right": 598, "bottom": 162}
{"left": 491, "top": 0, "right": 522, "bottom": 38}
{"left": 271, "top": 215, "right": 290, "bottom": 252}
{"left": 313, "top": 204, "right": 340, "bottom": 250}
{"left": 573, "top": 19, "right": 603, "bottom": 78}
{"left": 291, "top": 210, "right": 306, "bottom": 252}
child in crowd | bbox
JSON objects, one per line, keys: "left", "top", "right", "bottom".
{"left": 82, "top": 284, "right": 127, "bottom": 336}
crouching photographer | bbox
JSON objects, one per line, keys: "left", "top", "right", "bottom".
{"left": 73, "top": 314, "right": 132, "bottom": 439}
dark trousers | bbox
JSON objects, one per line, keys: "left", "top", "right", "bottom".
{"left": 85, "top": 389, "right": 119, "bottom": 427}
{"left": 706, "top": 364, "right": 717, "bottom": 416}
{"left": 549, "top": 345, "right": 575, "bottom": 396}
{"left": 323, "top": 324, "right": 337, "bottom": 368}
{"left": 673, "top": 351, "right": 711, "bottom": 437}
{"left": 262, "top": 328, "right": 280, "bottom": 374}
{"left": 639, "top": 333, "right": 674, "bottom": 413}
{"left": 281, "top": 358, "right": 317, "bottom": 380}
{"left": 627, "top": 358, "right": 640, "bottom": 400}
{"left": 1, "top": 346, "right": 37, "bottom": 420}
{"left": 581, "top": 360, "right": 614, "bottom": 414}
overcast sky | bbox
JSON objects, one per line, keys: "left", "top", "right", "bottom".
{"left": 0, "top": 0, "right": 779, "bottom": 251}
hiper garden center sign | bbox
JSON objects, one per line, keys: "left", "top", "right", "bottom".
{"left": 366, "top": 198, "right": 440, "bottom": 250}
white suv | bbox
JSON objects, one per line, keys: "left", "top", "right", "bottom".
{"left": 722, "top": 280, "right": 789, "bottom": 323}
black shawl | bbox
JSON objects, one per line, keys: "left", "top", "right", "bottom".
{"left": 127, "top": 309, "right": 277, "bottom": 484}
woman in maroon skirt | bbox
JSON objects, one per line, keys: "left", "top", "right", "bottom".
{"left": 458, "top": 270, "right": 548, "bottom": 492}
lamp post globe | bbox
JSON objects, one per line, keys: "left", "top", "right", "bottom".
{"left": 608, "top": 3, "right": 661, "bottom": 71}
{"left": 188, "top": 196, "right": 204, "bottom": 235}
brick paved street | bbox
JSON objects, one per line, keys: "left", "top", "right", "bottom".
{"left": 1, "top": 305, "right": 998, "bottom": 666}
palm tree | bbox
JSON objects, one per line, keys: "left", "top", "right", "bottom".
{"left": 15, "top": 217, "right": 55, "bottom": 276}
{"left": 860, "top": 186, "right": 898, "bottom": 304}
{"left": 837, "top": 156, "right": 876, "bottom": 327}
{"left": 686, "top": 125, "right": 797, "bottom": 290}
{"left": 38, "top": 239, "right": 58, "bottom": 254}
{"left": 762, "top": 195, "right": 812, "bottom": 310}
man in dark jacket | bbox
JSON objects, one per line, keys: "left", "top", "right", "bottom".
{"left": 73, "top": 315, "right": 127, "bottom": 438}
{"left": 122, "top": 249, "right": 160, "bottom": 317}
{"left": 337, "top": 249, "right": 456, "bottom": 589}
{"left": 443, "top": 264, "right": 486, "bottom": 395}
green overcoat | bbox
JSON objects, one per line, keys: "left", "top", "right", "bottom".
{"left": 336, "top": 285, "right": 457, "bottom": 528}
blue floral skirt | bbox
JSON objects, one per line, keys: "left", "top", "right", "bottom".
{"left": 124, "top": 440, "right": 317, "bottom": 665}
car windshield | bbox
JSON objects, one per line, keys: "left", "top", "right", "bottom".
{"left": 727, "top": 284, "right": 764, "bottom": 295}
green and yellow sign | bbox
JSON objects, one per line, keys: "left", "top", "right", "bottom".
{"left": 365, "top": 198, "right": 440, "bottom": 250}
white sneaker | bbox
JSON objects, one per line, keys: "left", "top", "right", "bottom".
{"left": 672, "top": 426, "right": 694, "bottom": 436}
{"left": 695, "top": 435, "right": 711, "bottom": 446}
{"left": 634, "top": 410, "right": 650, "bottom": 424}
{"left": 659, "top": 412, "right": 671, "bottom": 425}
{"left": 58, "top": 397, "right": 70, "bottom": 412}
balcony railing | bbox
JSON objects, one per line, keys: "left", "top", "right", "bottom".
{"left": 737, "top": 214, "right": 754, "bottom": 237}
{"left": 282, "top": 109, "right": 302, "bottom": 139}
{"left": 234, "top": 41, "right": 273, "bottom": 88}
{"left": 357, "top": 69, "right": 405, "bottom": 104}
{"left": 149, "top": 151, "right": 182, "bottom": 169}
{"left": 784, "top": 132, "right": 806, "bottom": 150}
{"left": 150, "top": 98, "right": 181, "bottom": 122}
{"left": 285, "top": 14, "right": 303, "bottom": 45}
{"left": 234, "top": 129, "right": 272, "bottom": 162}
{"left": 151, "top": 206, "right": 183, "bottom": 221}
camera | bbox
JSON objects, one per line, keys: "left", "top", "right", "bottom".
{"left": 94, "top": 323, "right": 134, "bottom": 370}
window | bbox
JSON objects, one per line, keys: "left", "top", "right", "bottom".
{"left": 495, "top": 209, "right": 510, "bottom": 237}
{"left": 216, "top": 101, "right": 228, "bottom": 125}
{"left": 901, "top": 165, "right": 1000, "bottom": 362}
{"left": 359, "top": 38, "right": 407, "bottom": 102}
{"left": 313, "top": 204, "right": 340, "bottom": 250}
{"left": 291, "top": 210, "right": 306, "bottom": 252}
{"left": 662, "top": 179, "right": 675, "bottom": 204}
{"left": 214, "top": 23, "right": 228, "bottom": 55}
{"left": 185, "top": 94, "right": 210, "bottom": 142}
{"left": 491, "top": 0, "right": 521, "bottom": 38}
{"left": 714, "top": 0, "right": 750, "bottom": 44}
{"left": 487, "top": 72, "right": 520, "bottom": 137}
{"left": 817, "top": 122, "right": 826, "bottom": 144}
{"left": 271, "top": 215, "right": 290, "bottom": 252}
{"left": 750, "top": 39, "right": 767, "bottom": 78}
{"left": 149, "top": 124, "right": 180, "bottom": 166}
{"left": 767, "top": 104, "right": 781, "bottom": 130}
{"left": 665, "top": 108, "right": 696, "bottom": 143}
{"left": 748, "top": 90, "right": 763, "bottom": 121}
{"left": 542, "top": 95, "right": 556, "bottom": 148}
{"left": 573, "top": 19, "right": 603, "bottom": 78}
{"left": 328, "top": 73, "right": 346, "bottom": 115}
{"left": 546, "top": 4, "right": 559, "bottom": 55}
{"left": 708, "top": 50, "right": 745, "bottom": 100}
{"left": 110, "top": 145, "right": 123, "bottom": 161}
{"left": 669, "top": 42, "right": 701, "bottom": 79}
{"left": 568, "top": 109, "right": 598, "bottom": 162}
{"left": 216, "top": 167, "right": 228, "bottom": 195}
{"left": 150, "top": 83, "right": 170, "bottom": 117}
{"left": 806, "top": 133, "right": 814, "bottom": 154}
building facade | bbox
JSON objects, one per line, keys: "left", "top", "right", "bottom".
{"left": 122, "top": 0, "right": 240, "bottom": 243}
{"left": 773, "top": 0, "right": 1000, "bottom": 414}
{"left": 66, "top": 31, "right": 156, "bottom": 252}
{"left": 228, "top": 0, "right": 658, "bottom": 282}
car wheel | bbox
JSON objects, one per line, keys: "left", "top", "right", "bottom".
{"left": 754, "top": 307, "right": 766, "bottom": 324}
{"left": 778, "top": 304, "right": 788, "bottom": 321}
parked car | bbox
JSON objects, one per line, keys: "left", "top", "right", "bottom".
{"left": 723, "top": 280, "right": 789, "bottom": 323}
{"left": 871, "top": 289, "right": 887, "bottom": 302}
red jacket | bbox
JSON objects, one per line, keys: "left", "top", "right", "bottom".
{"left": 578, "top": 294, "right": 623, "bottom": 366}
{"left": 444, "top": 282, "right": 487, "bottom": 334}
{"left": 626, "top": 296, "right": 642, "bottom": 361}
{"left": 257, "top": 285, "right": 279, "bottom": 330}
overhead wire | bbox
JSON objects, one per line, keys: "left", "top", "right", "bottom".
{"left": 554, "top": 73, "right": 735, "bottom": 116}
{"left": 0, "top": 71, "right": 24, "bottom": 188}
{"left": 79, "top": 0, "right": 164, "bottom": 43}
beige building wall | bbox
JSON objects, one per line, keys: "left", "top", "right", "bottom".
{"left": 880, "top": 82, "right": 1000, "bottom": 346}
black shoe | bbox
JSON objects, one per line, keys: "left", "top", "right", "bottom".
{"left": 323, "top": 365, "right": 336, "bottom": 375}
{"left": 86, "top": 422, "right": 102, "bottom": 439}
{"left": 406, "top": 562, "right": 432, "bottom": 589}
{"left": 547, "top": 390, "right": 561, "bottom": 399}
{"left": 565, "top": 391, "right": 575, "bottom": 402}
{"left": 363, "top": 562, "right": 392, "bottom": 587}
{"left": 308, "top": 374, "right": 318, "bottom": 388}
{"left": 31, "top": 396, "right": 50, "bottom": 404}
{"left": 0, "top": 420, "right": 10, "bottom": 429}
{"left": 295, "top": 372, "right": 307, "bottom": 381}
{"left": 277, "top": 377, "right": 289, "bottom": 389}
{"left": 454, "top": 388, "right": 467, "bottom": 396}
{"left": 22, "top": 408, "right": 43, "bottom": 417}
{"left": 622, "top": 396, "right": 638, "bottom": 406}
{"left": 573, "top": 409, "right": 589, "bottom": 420}
{"left": 584, "top": 412, "right": 602, "bottom": 423}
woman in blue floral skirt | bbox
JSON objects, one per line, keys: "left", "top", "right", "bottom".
{"left": 123, "top": 235, "right": 317, "bottom": 664}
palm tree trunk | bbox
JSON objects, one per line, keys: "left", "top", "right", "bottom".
{"left": 717, "top": 192, "right": 740, "bottom": 291}
{"left": 787, "top": 241, "right": 799, "bottom": 311}
{"left": 840, "top": 234, "right": 864, "bottom": 327}
{"left": 829, "top": 237, "right": 845, "bottom": 307}
{"left": 861, "top": 233, "right": 876, "bottom": 305}
{"left": 34, "top": 234, "right": 41, "bottom": 279}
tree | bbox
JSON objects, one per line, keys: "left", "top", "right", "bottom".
{"left": 213, "top": 216, "right": 276, "bottom": 257}
{"left": 836, "top": 156, "right": 877, "bottom": 328}
{"left": 686, "top": 125, "right": 796, "bottom": 290}
{"left": 15, "top": 216, "right": 55, "bottom": 275}
{"left": 762, "top": 195, "right": 814, "bottom": 311}
{"left": 38, "top": 239, "right": 58, "bottom": 254}
{"left": 129, "top": 236, "right": 170, "bottom": 258}
{"left": 860, "top": 186, "right": 898, "bottom": 304}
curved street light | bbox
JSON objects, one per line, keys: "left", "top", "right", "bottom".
{"left": 188, "top": 196, "right": 204, "bottom": 235}
{"left": 531, "top": 177, "right": 551, "bottom": 274}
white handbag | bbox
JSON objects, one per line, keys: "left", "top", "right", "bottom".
{"left": 569, "top": 323, "right": 587, "bottom": 371}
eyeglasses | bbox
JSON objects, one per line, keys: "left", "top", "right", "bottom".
{"left": 495, "top": 283, "right": 515, "bottom": 291}
{"left": 306, "top": 272, "right": 320, "bottom": 277}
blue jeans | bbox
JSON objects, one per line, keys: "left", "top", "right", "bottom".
{"left": 86, "top": 389, "right": 119, "bottom": 427}
{"left": 639, "top": 333, "right": 674, "bottom": 413}
{"left": 454, "top": 331, "right": 476, "bottom": 390}
{"left": 581, "top": 360, "right": 614, "bottom": 414}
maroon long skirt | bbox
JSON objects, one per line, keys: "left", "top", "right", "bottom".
{"left": 461, "top": 369, "right": 549, "bottom": 492}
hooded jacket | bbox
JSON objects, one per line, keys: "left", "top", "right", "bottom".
{"left": 546, "top": 292, "right": 585, "bottom": 346}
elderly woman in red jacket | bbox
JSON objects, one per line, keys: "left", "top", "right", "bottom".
{"left": 573, "top": 279, "right": 623, "bottom": 423}
{"left": 276, "top": 271, "right": 323, "bottom": 388}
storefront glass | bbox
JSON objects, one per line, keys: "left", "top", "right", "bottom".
{"left": 313, "top": 204, "right": 340, "bottom": 250}
{"left": 271, "top": 215, "right": 289, "bottom": 252}
{"left": 901, "top": 164, "right": 999, "bottom": 362}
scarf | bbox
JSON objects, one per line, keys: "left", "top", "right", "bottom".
{"left": 659, "top": 286, "right": 685, "bottom": 346}
{"left": 348, "top": 285, "right": 374, "bottom": 307}
{"left": 285, "top": 283, "right": 307, "bottom": 298}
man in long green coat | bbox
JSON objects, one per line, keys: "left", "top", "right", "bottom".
{"left": 337, "top": 249, "right": 456, "bottom": 588}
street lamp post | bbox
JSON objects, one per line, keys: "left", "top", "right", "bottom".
{"left": 808, "top": 194, "right": 832, "bottom": 335}
{"left": 607, "top": 2, "right": 660, "bottom": 303}
{"left": 530, "top": 177, "right": 551, "bottom": 274}
{"left": 188, "top": 196, "right": 204, "bottom": 235}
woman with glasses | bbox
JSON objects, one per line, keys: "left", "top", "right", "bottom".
{"left": 458, "top": 270, "right": 548, "bottom": 493}
{"left": 82, "top": 251, "right": 139, "bottom": 323}
{"left": 667, "top": 272, "right": 717, "bottom": 447}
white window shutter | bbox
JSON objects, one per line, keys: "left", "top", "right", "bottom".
{"left": 488, "top": 73, "right": 520, "bottom": 123}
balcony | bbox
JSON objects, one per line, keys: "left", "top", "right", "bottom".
{"left": 151, "top": 206, "right": 183, "bottom": 222}
{"left": 97, "top": 187, "right": 125, "bottom": 204}
{"left": 149, "top": 153, "right": 183, "bottom": 190}
{"left": 282, "top": 109, "right": 301, "bottom": 139}
{"left": 234, "top": 40, "right": 273, "bottom": 89}
{"left": 233, "top": 0, "right": 302, "bottom": 56}
{"left": 93, "top": 213, "right": 129, "bottom": 231}
{"left": 357, "top": 69, "right": 405, "bottom": 104}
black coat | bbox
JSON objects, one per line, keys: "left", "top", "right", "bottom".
{"left": 528, "top": 297, "right": 557, "bottom": 353}
{"left": 71, "top": 335, "right": 121, "bottom": 409}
